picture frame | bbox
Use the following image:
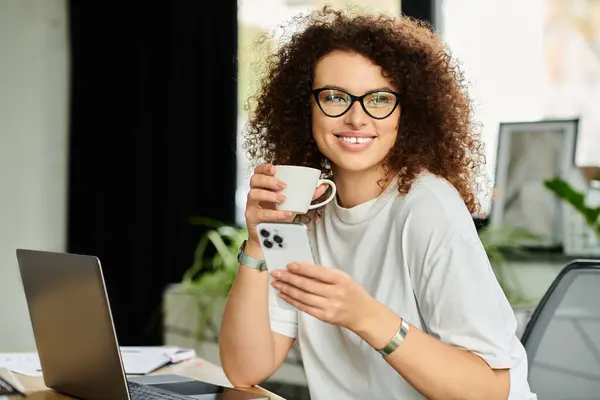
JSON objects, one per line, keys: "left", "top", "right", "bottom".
{"left": 490, "top": 119, "right": 579, "bottom": 249}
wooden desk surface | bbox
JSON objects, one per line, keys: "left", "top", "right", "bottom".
{"left": 17, "top": 357, "right": 283, "bottom": 400}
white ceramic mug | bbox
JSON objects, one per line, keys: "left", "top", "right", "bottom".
{"left": 274, "top": 166, "right": 336, "bottom": 214}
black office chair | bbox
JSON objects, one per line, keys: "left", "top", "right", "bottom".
{"left": 520, "top": 259, "right": 600, "bottom": 400}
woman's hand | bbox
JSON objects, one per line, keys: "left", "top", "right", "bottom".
{"left": 245, "top": 164, "right": 292, "bottom": 247}
{"left": 270, "top": 262, "right": 376, "bottom": 331}
{"left": 245, "top": 164, "right": 328, "bottom": 247}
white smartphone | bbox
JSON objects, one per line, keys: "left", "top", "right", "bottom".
{"left": 256, "top": 222, "right": 315, "bottom": 311}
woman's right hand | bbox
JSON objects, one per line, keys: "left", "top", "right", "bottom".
{"left": 244, "top": 164, "right": 293, "bottom": 247}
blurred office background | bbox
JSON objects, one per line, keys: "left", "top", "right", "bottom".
{"left": 1, "top": 0, "right": 600, "bottom": 397}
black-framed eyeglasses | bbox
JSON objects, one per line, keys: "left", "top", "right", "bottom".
{"left": 311, "top": 87, "right": 401, "bottom": 119}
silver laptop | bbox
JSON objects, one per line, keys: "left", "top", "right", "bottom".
{"left": 16, "top": 249, "right": 267, "bottom": 400}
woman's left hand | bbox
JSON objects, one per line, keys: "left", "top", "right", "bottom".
{"left": 270, "top": 262, "right": 375, "bottom": 331}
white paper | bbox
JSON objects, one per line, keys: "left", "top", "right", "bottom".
{"left": 0, "top": 347, "right": 196, "bottom": 377}
{"left": 0, "top": 367, "right": 26, "bottom": 393}
{"left": 0, "top": 353, "right": 42, "bottom": 377}
{"left": 120, "top": 352, "right": 171, "bottom": 375}
{"left": 119, "top": 346, "right": 196, "bottom": 375}
{"left": 120, "top": 346, "right": 196, "bottom": 363}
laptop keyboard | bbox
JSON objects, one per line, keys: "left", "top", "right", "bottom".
{"left": 128, "top": 380, "right": 191, "bottom": 400}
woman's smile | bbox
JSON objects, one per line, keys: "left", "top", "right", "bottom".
{"left": 334, "top": 131, "right": 377, "bottom": 152}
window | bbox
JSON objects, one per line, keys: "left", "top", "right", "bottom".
{"left": 235, "top": 0, "right": 402, "bottom": 225}
{"left": 438, "top": 0, "right": 600, "bottom": 215}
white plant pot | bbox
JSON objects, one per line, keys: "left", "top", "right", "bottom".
{"left": 162, "top": 283, "right": 307, "bottom": 386}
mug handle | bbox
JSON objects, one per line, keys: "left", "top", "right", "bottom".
{"left": 308, "top": 179, "right": 337, "bottom": 210}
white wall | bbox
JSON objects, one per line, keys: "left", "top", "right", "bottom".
{"left": 0, "top": 0, "right": 69, "bottom": 351}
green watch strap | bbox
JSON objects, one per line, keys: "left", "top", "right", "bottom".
{"left": 237, "top": 240, "right": 267, "bottom": 271}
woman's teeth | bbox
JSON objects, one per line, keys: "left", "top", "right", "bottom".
{"left": 339, "top": 136, "right": 374, "bottom": 144}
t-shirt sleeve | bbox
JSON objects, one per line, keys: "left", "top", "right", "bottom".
{"left": 401, "top": 184, "right": 516, "bottom": 369}
{"left": 268, "top": 276, "right": 298, "bottom": 338}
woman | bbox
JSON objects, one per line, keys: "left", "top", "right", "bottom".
{"left": 220, "top": 7, "right": 536, "bottom": 400}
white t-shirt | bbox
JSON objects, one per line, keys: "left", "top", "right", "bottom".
{"left": 268, "top": 172, "right": 537, "bottom": 400}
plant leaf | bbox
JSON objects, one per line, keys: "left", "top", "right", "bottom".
{"left": 180, "top": 219, "right": 248, "bottom": 341}
{"left": 182, "top": 234, "right": 212, "bottom": 282}
{"left": 206, "top": 230, "right": 236, "bottom": 268}
{"left": 544, "top": 178, "right": 600, "bottom": 238}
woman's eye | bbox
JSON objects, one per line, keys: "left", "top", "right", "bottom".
{"left": 325, "top": 94, "right": 346, "bottom": 103}
{"left": 366, "top": 93, "right": 393, "bottom": 106}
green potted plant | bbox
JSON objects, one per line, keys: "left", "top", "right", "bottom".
{"left": 179, "top": 218, "right": 248, "bottom": 341}
{"left": 477, "top": 226, "right": 537, "bottom": 306}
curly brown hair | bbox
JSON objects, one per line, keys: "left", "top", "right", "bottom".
{"left": 243, "top": 6, "right": 486, "bottom": 214}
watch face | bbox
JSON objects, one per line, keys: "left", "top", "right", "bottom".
{"left": 257, "top": 260, "right": 266, "bottom": 271}
{"left": 237, "top": 240, "right": 247, "bottom": 259}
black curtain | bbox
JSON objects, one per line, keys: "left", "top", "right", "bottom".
{"left": 402, "top": 0, "right": 435, "bottom": 25}
{"left": 67, "top": 2, "right": 238, "bottom": 345}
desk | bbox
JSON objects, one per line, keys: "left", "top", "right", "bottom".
{"left": 18, "top": 357, "right": 283, "bottom": 399}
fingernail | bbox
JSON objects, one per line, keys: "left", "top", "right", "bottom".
{"left": 277, "top": 180, "right": 287, "bottom": 189}
{"left": 271, "top": 270, "right": 281, "bottom": 278}
{"left": 271, "top": 281, "right": 280, "bottom": 288}
{"left": 288, "top": 263, "right": 298, "bottom": 270}
{"left": 282, "top": 211, "right": 293, "bottom": 217}
{"left": 276, "top": 192, "right": 286, "bottom": 202}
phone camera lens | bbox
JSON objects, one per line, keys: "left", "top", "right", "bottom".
{"left": 263, "top": 239, "right": 273, "bottom": 248}
{"left": 260, "top": 229, "right": 270, "bottom": 238}
{"left": 273, "top": 235, "right": 283, "bottom": 244}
